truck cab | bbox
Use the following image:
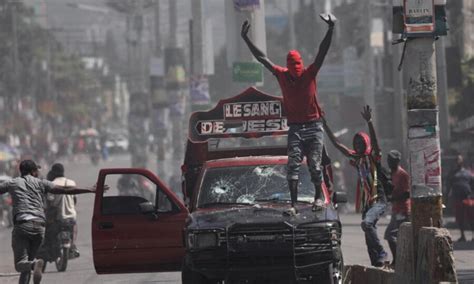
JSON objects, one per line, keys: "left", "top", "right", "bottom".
{"left": 91, "top": 87, "right": 346, "bottom": 283}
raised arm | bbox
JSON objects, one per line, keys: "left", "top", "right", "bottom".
{"left": 241, "top": 20, "right": 275, "bottom": 72}
{"left": 49, "top": 185, "right": 95, "bottom": 195}
{"left": 323, "top": 117, "right": 353, "bottom": 158}
{"left": 361, "top": 105, "right": 380, "bottom": 154}
{"left": 313, "top": 14, "right": 335, "bottom": 71}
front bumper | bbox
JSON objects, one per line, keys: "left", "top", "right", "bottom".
{"left": 187, "top": 222, "right": 342, "bottom": 280}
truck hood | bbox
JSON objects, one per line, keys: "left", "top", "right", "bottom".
{"left": 186, "top": 204, "right": 340, "bottom": 230}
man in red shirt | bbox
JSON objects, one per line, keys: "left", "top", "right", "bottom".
{"left": 241, "top": 15, "right": 335, "bottom": 215}
{"left": 383, "top": 150, "right": 410, "bottom": 266}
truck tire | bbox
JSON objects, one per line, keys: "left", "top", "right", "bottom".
{"left": 321, "top": 258, "right": 344, "bottom": 284}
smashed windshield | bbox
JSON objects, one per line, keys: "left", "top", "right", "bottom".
{"left": 197, "top": 164, "right": 315, "bottom": 207}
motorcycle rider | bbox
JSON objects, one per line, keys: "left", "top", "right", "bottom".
{"left": 45, "top": 163, "right": 80, "bottom": 257}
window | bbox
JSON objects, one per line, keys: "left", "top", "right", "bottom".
{"left": 102, "top": 173, "right": 157, "bottom": 215}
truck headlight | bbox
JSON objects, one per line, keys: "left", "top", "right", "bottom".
{"left": 187, "top": 232, "right": 218, "bottom": 249}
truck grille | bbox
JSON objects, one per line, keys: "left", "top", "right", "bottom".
{"left": 191, "top": 222, "right": 340, "bottom": 274}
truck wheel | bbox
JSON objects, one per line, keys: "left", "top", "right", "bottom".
{"left": 321, "top": 258, "right": 344, "bottom": 284}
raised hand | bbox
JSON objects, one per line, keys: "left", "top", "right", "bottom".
{"left": 361, "top": 105, "right": 372, "bottom": 122}
{"left": 241, "top": 20, "right": 251, "bottom": 39}
{"left": 319, "top": 13, "right": 336, "bottom": 27}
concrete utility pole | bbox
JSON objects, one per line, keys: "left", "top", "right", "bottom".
{"left": 362, "top": 0, "right": 375, "bottom": 110}
{"left": 404, "top": 37, "right": 443, "bottom": 241}
{"left": 436, "top": 37, "right": 451, "bottom": 149}
{"left": 391, "top": 2, "right": 456, "bottom": 283}
{"left": 11, "top": 2, "right": 20, "bottom": 108}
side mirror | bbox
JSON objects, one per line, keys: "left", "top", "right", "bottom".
{"left": 139, "top": 202, "right": 156, "bottom": 215}
{"left": 333, "top": 192, "right": 348, "bottom": 204}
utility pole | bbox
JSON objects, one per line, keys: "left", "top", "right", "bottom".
{"left": 11, "top": 2, "right": 20, "bottom": 111}
{"left": 166, "top": 0, "right": 187, "bottom": 159}
{"left": 398, "top": 0, "right": 446, "bottom": 277}
{"left": 391, "top": 2, "right": 457, "bottom": 283}
{"left": 151, "top": 0, "right": 167, "bottom": 161}
{"left": 405, "top": 37, "right": 443, "bottom": 249}
{"left": 436, "top": 37, "right": 451, "bottom": 149}
{"left": 287, "top": 0, "right": 296, "bottom": 50}
{"left": 362, "top": 0, "right": 375, "bottom": 110}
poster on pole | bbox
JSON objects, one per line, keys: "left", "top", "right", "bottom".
{"left": 404, "top": 0, "right": 435, "bottom": 37}
{"left": 409, "top": 135, "right": 442, "bottom": 197}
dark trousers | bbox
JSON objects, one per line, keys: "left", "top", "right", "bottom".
{"left": 361, "top": 202, "right": 387, "bottom": 266}
{"left": 12, "top": 221, "right": 45, "bottom": 284}
{"left": 287, "top": 122, "right": 324, "bottom": 185}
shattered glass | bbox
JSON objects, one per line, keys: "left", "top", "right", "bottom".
{"left": 197, "top": 164, "right": 315, "bottom": 207}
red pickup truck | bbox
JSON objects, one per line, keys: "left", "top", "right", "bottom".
{"left": 91, "top": 87, "right": 347, "bottom": 283}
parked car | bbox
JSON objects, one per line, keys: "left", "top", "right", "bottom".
{"left": 91, "top": 88, "right": 346, "bottom": 283}
{"left": 105, "top": 134, "right": 129, "bottom": 153}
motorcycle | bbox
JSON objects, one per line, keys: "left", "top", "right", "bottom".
{"left": 37, "top": 218, "right": 78, "bottom": 272}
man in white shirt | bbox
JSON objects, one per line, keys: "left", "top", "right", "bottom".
{"left": 46, "top": 163, "right": 80, "bottom": 257}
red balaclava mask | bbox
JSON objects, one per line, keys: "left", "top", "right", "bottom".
{"left": 353, "top": 131, "right": 372, "bottom": 156}
{"left": 287, "top": 50, "right": 304, "bottom": 78}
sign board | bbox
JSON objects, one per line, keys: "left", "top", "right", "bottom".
{"left": 149, "top": 57, "right": 164, "bottom": 76}
{"left": 404, "top": 0, "right": 435, "bottom": 36}
{"left": 232, "top": 62, "right": 263, "bottom": 83}
{"left": 188, "top": 87, "right": 288, "bottom": 141}
{"left": 198, "top": 101, "right": 286, "bottom": 136}
{"left": 233, "top": 0, "right": 260, "bottom": 11}
{"left": 190, "top": 75, "right": 211, "bottom": 105}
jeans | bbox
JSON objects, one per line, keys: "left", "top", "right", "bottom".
{"left": 12, "top": 221, "right": 45, "bottom": 284}
{"left": 361, "top": 202, "right": 387, "bottom": 266}
{"left": 287, "top": 121, "right": 324, "bottom": 185}
{"left": 384, "top": 213, "right": 409, "bottom": 243}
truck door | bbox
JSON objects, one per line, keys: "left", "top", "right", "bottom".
{"left": 92, "top": 168, "right": 188, "bottom": 274}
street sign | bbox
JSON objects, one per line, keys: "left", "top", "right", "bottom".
{"left": 404, "top": 0, "right": 435, "bottom": 37}
{"left": 232, "top": 62, "right": 263, "bottom": 83}
{"left": 233, "top": 0, "right": 260, "bottom": 11}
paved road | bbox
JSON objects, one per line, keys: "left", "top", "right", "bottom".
{"left": 0, "top": 154, "right": 472, "bottom": 283}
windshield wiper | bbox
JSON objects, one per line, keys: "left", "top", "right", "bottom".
{"left": 254, "top": 198, "right": 290, "bottom": 203}
{"left": 199, "top": 202, "right": 253, "bottom": 208}
{"left": 255, "top": 198, "right": 312, "bottom": 204}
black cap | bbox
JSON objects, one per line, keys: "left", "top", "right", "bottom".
{"left": 388, "top": 150, "right": 402, "bottom": 161}
{"left": 19, "top": 160, "right": 41, "bottom": 176}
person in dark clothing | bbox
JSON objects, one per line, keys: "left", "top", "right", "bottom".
{"left": 383, "top": 150, "right": 410, "bottom": 266}
{"left": 0, "top": 160, "right": 97, "bottom": 284}
{"left": 324, "top": 105, "right": 388, "bottom": 267}
{"left": 241, "top": 14, "right": 335, "bottom": 215}
{"left": 447, "top": 155, "right": 473, "bottom": 242}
